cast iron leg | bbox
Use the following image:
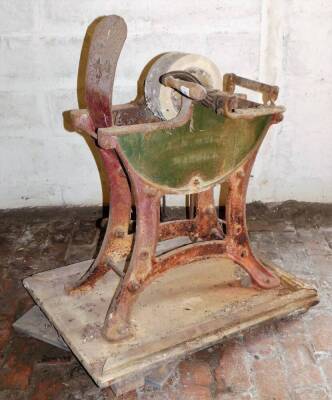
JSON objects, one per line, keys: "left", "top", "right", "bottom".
{"left": 225, "top": 152, "right": 280, "bottom": 289}
{"left": 99, "top": 148, "right": 132, "bottom": 260}
{"left": 69, "top": 148, "right": 132, "bottom": 292}
{"left": 195, "top": 188, "right": 224, "bottom": 240}
{"left": 103, "top": 175, "right": 161, "bottom": 341}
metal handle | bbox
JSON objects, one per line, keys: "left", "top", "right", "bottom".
{"left": 160, "top": 72, "right": 207, "bottom": 101}
{"left": 160, "top": 71, "right": 284, "bottom": 120}
{"left": 223, "top": 73, "right": 279, "bottom": 105}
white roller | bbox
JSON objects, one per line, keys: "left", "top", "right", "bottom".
{"left": 144, "top": 52, "right": 222, "bottom": 120}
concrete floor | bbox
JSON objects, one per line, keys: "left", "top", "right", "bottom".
{"left": 0, "top": 201, "right": 332, "bottom": 400}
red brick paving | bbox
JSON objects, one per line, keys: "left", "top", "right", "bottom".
{"left": 0, "top": 203, "right": 331, "bottom": 399}
{"left": 29, "top": 380, "right": 63, "bottom": 400}
{"left": 252, "top": 356, "right": 289, "bottom": 400}
{"left": 244, "top": 325, "right": 277, "bottom": 358}
{"left": 293, "top": 387, "right": 330, "bottom": 400}
{"left": 0, "top": 318, "right": 12, "bottom": 354}
{"left": 215, "top": 394, "right": 252, "bottom": 400}
{"left": 216, "top": 340, "right": 251, "bottom": 394}
{"left": 179, "top": 360, "right": 213, "bottom": 387}
{"left": 281, "top": 336, "right": 324, "bottom": 387}
{"left": 320, "top": 357, "right": 332, "bottom": 387}
{"left": 310, "top": 312, "right": 332, "bottom": 353}
{"left": 0, "top": 363, "right": 32, "bottom": 391}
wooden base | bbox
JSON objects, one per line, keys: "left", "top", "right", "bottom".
{"left": 13, "top": 305, "right": 180, "bottom": 396}
{"left": 23, "top": 242, "right": 318, "bottom": 390}
{"left": 13, "top": 305, "right": 68, "bottom": 351}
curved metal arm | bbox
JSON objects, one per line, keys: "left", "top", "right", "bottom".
{"left": 97, "top": 97, "right": 193, "bottom": 148}
{"left": 85, "top": 15, "right": 127, "bottom": 128}
{"left": 224, "top": 103, "right": 285, "bottom": 120}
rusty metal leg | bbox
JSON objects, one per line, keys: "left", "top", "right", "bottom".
{"left": 68, "top": 16, "right": 132, "bottom": 292}
{"left": 99, "top": 148, "right": 133, "bottom": 260}
{"left": 225, "top": 152, "right": 280, "bottom": 289}
{"left": 195, "top": 188, "right": 224, "bottom": 240}
{"left": 103, "top": 175, "right": 161, "bottom": 341}
{"left": 69, "top": 148, "right": 132, "bottom": 292}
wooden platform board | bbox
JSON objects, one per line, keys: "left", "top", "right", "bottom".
{"left": 23, "top": 245, "right": 318, "bottom": 389}
{"left": 13, "top": 305, "right": 69, "bottom": 351}
{"left": 13, "top": 305, "right": 180, "bottom": 395}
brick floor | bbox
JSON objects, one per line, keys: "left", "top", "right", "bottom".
{"left": 0, "top": 201, "right": 331, "bottom": 399}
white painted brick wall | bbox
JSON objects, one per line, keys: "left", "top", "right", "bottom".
{"left": 0, "top": 0, "right": 331, "bottom": 208}
{"left": 249, "top": 0, "right": 332, "bottom": 203}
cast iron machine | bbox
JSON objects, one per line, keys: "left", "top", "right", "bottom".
{"left": 22, "top": 15, "right": 318, "bottom": 393}
{"left": 69, "top": 15, "right": 284, "bottom": 341}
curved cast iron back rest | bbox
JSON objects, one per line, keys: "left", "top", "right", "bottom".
{"left": 85, "top": 15, "right": 127, "bottom": 129}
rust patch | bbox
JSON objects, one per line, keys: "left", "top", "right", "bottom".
{"left": 235, "top": 231, "right": 247, "bottom": 246}
{"left": 69, "top": 263, "right": 109, "bottom": 294}
{"left": 159, "top": 220, "right": 196, "bottom": 240}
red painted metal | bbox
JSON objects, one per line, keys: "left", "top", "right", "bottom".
{"left": 85, "top": 15, "right": 127, "bottom": 128}
{"left": 225, "top": 151, "right": 281, "bottom": 289}
{"left": 103, "top": 169, "right": 162, "bottom": 340}
{"left": 69, "top": 148, "right": 132, "bottom": 293}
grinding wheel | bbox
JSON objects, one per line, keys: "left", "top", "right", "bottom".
{"left": 144, "top": 52, "right": 222, "bottom": 120}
